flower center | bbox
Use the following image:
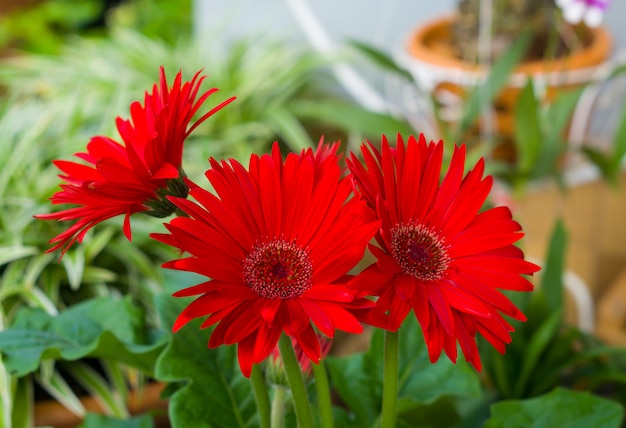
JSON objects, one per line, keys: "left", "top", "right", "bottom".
{"left": 243, "top": 239, "right": 313, "bottom": 299}
{"left": 390, "top": 222, "right": 450, "bottom": 281}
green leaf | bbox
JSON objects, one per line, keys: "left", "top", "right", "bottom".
{"left": 0, "top": 296, "right": 166, "bottom": 377}
{"left": 78, "top": 413, "right": 155, "bottom": 428}
{"left": 514, "top": 79, "right": 542, "bottom": 175}
{"left": 290, "top": 99, "right": 414, "bottom": 138}
{"left": 397, "top": 397, "right": 460, "bottom": 428}
{"left": 540, "top": 219, "right": 568, "bottom": 313}
{"left": 325, "top": 331, "right": 382, "bottom": 426}
{"left": 10, "top": 378, "right": 33, "bottom": 428}
{"left": 456, "top": 32, "right": 532, "bottom": 139}
{"left": 326, "top": 315, "right": 480, "bottom": 426}
{"left": 397, "top": 316, "right": 481, "bottom": 405}
{"left": 348, "top": 39, "right": 414, "bottom": 81}
{"left": 153, "top": 293, "right": 256, "bottom": 428}
{"left": 608, "top": 91, "right": 626, "bottom": 179}
{"left": 582, "top": 147, "right": 612, "bottom": 182}
{"left": 265, "top": 107, "right": 314, "bottom": 152}
{"left": 534, "top": 87, "right": 583, "bottom": 178}
{"left": 513, "top": 309, "right": 563, "bottom": 398}
{"left": 485, "top": 387, "right": 624, "bottom": 428}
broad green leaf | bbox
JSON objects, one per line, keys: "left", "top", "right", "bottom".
{"left": 540, "top": 219, "right": 568, "bottom": 312}
{"left": 485, "top": 387, "right": 624, "bottom": 428}
{"left": 153, "top": 293, "right": 256, "bottom": 428}
{"left": 456, "top": 32, "right": 532, "bottom": 140}
{"left": 78, "top": 413, "right": 155, "bottom": 428}
{"left": 397, "top": 316, "right": 481, "bottom": 405}
{"left": 0, "top": 296, "right": 166, "bottom": 377}
{"left": 515, "top": 79, "right": 542, "bottom": 175}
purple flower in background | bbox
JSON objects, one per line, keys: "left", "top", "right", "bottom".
{"left": 556, "top": 0, "right": 611, "bottom": 28}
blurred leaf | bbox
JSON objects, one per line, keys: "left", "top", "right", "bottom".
{"left": 10, "top": 378, "right": 33, "bottom": 428}
{"left": 63, "top": 361, "right": 128, "bottom": 418}
{"left": 456, "top": 32, "right": 532, "bottom": 139}
{"left": 326, "top": 331, "right": 382, "bottom": 426}
{"left": 0, "top": 246, "right": 38, "bottom": 267}
{"left": 515, "top": 79, "right": 542, "bottom": 175}
{"left": 291, "top": 99, "right": 414, "bottom": 138}
{"left": 534, "top": 87, "right": 584, "bottom": 178}
{"left": 540, "top": 219, "right": 568, "bottom": 312}
{"left": 513, "top": 308, "right": 563, "bottom": 398}
{"left": 0, "top": 297, "right": 166, "bottom": 377}
{"left": 348, "top": 40, "right": 413, "bottom": 80}
{"left": 78, "top": 413, "right": 154, "bottom": 428}
{"left": 485, "top": 387, "right": 624, "bottom": 428}
{"left": 34, "top": 368, "right": 86, "bottom": 418}
{"left": 608, "top": 88, "right": 626, "bottom": 180}
{"left": 265, "top": 108, "right": 314, "bottom": 152}
{"left": 61, "top": 248, "right": 86, "bottom": 291}
{"left": 397, "top": 397, "right": 460, "bottom": 428}
{"left": 154, "top": 293, "right": 256, "bottom": 428}
{"left": 582, "top": 147, "right": 613, "bottom": 183}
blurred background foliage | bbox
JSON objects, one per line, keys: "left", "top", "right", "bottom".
{"left": 0, "top": 1, "right": 413, "bottom": 426}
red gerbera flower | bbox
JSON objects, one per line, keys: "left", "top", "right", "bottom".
{"left": 151, "top": 142, "right": 379, "bottom": 377}
{"left": 36, "top": 67, "right": 235, "bottom": 256}
{"left": 347, "top": 134, "right": 539, "bottom": 371}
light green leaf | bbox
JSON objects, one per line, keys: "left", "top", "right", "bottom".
{"left": 0, "top": 296, "right": 166, "bottom": 377}
{"left": 485, "top": 387, "right": 624, "bottom": 428}
{"left": 540, "top": 219, "right": 568, "bottom": 313}
{"left": 78, "top": 413, "right": 155, "bottom": 428}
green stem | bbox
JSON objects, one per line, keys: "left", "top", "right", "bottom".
{"left": 251, "top": 364, "right": 271, "bottom": 428}
{"left": 381, "top": 330, "right": 399, "bottom": 428}
{"left": 312, "top": 360, "right": 333, "bottom": 428}
{"left": 271, "top": 385, "right": 287, "bottom": 428}
{"left": 278, "top": 334, "right": 314, "bottom": 428}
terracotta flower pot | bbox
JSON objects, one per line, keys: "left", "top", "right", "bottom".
{"left": 399, "top": 15, "right": 613, "bottom": 144}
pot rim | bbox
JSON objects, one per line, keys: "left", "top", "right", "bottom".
{"left": 406, "top": 15, "right": 613, "bottom": 74}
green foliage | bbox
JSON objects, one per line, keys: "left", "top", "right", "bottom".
{"left": 481, "top": 220, "right": 626, "bottom": 408}
{"left": 0, "top": 296, "right": 166, "bottom": 377}
{"left": 453, "top": 32, "right": 532, "bottom": 142}
{"left": 582, "top": 65, "right": 626, "bottom": 184}
{"left": 79, "top": 413, "right": 155, "bottom": 428}
{"left": 326, "top": 315, "right": 481, "bottom": 427}
{"left": 484, "top": 387, "right": 624, "bottom": 428}
{"left": 153, "top": 292, "right": 257, "bottom": 428}
{"left": 0, "top": 0, "right": 193, "bottom": 54}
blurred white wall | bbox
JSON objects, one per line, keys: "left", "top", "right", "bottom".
{"left": 193, "top": 0, "right": 625, "bottom": 53}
